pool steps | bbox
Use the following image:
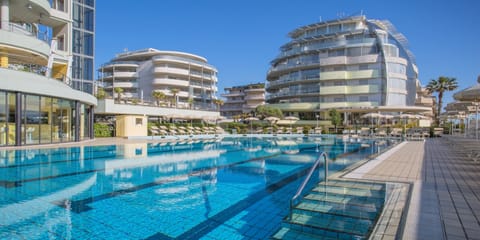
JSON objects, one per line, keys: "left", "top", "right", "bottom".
{"left": 272, "top": 179, "right": 386, "bottom": 239}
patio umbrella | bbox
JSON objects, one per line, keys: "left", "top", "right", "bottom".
{"left": 245, "top": 117, "right": 259, "bottom": 134}
{"left": 454, "top": 80, "right": 480, "bottom": 139}
{"left": 264, "top": 116, "right": 280, "bottom": 123}
{"left": 264, "top": 116, "right": 280, "bottom": 130}
{"left": 284, "top": 116, "right": 299, "bottom": 132}
{"left": 361, "top": 112, "right": 383, "bottom": 129}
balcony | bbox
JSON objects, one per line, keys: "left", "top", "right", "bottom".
{"left": 0, "top": 24, "right": 50, "bottom": 64}
{"left": 152, "top": 78, "right": 189, "bottom": 87}
{"left": 113, "top": 82, "right": 138, "bottom": 89}
{"left": 416, "top": 97, "right": 434, "bottom": 105}
{"left": 224, "top": 99, "right": 245, "bottom": 104}
{"left": 0, "top": 68, "right": 96, "bottom": 106}
{"left": 244, "top": 95, "right": 265, "bottom": 100}
{"left": 268, "top": 101, "right": 377, "bottom": 111}
{"left": 100, "top": 61, "right": 139, "bottom": 71}
{"left": 388, "top": 72, "right": 407, "bottom": 80}
{"left": 319, "top": 85, "right": 379, "bottom": 95}
{"left": 221, "top": 92, "right": 244, "bottom": 97}
{"left": 273, "top": 38, "right": 376, "bottom": 62}
{"left": 152, "top": 55, "right": 217, "bottom": 72}
{"left": 385, "top": 57, "right": 408, "bottom": 65}
{"left": 244, "top": 88, "right": 265, "bottom": 93}
{"left": 154, "top": 66, "right": 189, "bottom": 76}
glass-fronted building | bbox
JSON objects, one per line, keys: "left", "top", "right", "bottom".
{"left": 266, "top": 15, "right": 421, "bottom": 120}
{"left": 0, "top": 0, "right": 96, "bottom": 146}
{"left": 71, "top": 0, "right": 95, "bottom": 94}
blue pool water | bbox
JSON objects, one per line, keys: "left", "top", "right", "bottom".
{"left": 0, "top": 136, "right": 395, "bottom": 239}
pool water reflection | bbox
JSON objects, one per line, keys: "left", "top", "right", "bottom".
{"left": 0, "top": 136, "right": 396, "bottom": 239}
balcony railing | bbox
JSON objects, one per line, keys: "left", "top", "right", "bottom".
{"left": 4, "top": 22, "right": 49, "bottom": 43}
{"left": 2, "top": 64, "right": 74, "bottom": 88}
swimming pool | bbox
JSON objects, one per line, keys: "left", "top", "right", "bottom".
{"left": 0, "top": 136, "right": 395, "bottom": 239}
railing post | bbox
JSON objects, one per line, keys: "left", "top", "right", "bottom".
{"left": 324, "top": 153, "right": 328, "bottom": 183}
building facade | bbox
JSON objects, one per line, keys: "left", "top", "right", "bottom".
{"left": 71, "top": 0, "right": 95, "bottom": 94}
{"left": 98, "top": 48, "right": 218, "bottom": 110}
{"left": 266, "top": 16, "right": 421, "bottom": 120}
{"left": 0, "top": 0, "right": 96, "bottom": 146}
{"left": 220, "top": 83, "right": 265, "bottom": 118}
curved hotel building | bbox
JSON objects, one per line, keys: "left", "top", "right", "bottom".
{"left": 0, "top": 0, "right": 96, "bottom": 146}
{"left": 98, "top": 48, "right": 218, "bottom": 110}
{"left": 266, "top": 16, "right": 423, "bottom": 121}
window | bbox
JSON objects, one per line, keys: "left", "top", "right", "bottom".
{"left": 347, "top": 47, "right": 362, "bottom": 57}
{"left": 343, "top": 22, "right": 356, "bottom": 31}
{"left": 328, "top": 49, "right": 345, "bottom": 57}
{"left": 359, "top": 96, "right": 369, "bottom": 102}
{"left": 329, "top": 24, "right": 341, "bottom": 33}
{"left": 136, "top": 118, "right": 143, "bottom": 126}
{"left": 359, "top": 79, "right": 369, "bottom": 85}
{"left": 359, "top": 64, "right": 369, "bottom": 70}
{"left": 57, "top": 35, "right": 65, "bottom": 51}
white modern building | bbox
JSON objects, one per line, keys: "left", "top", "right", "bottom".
{"left": 220, "top": 83, "right": 265, "bottom": 118}
{"left": 98, "top": 48, "right": 218, "bottom": 110}
{"left": 0, "top": 0, "right": 96, "bottom": 146}
{"left": 266, "top": 15, "right": 430, "bottom": 122}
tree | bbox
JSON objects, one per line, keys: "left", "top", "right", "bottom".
{"left": 213, "top": 99, "right": 224, "bottom": 111}
{"left": 114, "top": 87, "right": 124, "bottom": 103}
{"left": 96, "top": 87, "right": 106, "bottom": 100}
{"left": 255, "top": 105, "right": 283, "bottom": 120}
{"left": 426, "top": 76, "right": 458, "bottom": 125}
{"left": 328, "top": 108, "right": 342, "bottom": 133}
{"left": 152, "top": 90, "right": 166, "bottom": 106}
{"left": 170, "top": 88, "right": 180, "bottom": 108}
{"left": 188, "top": 97, "right": 194, "bottom": 109}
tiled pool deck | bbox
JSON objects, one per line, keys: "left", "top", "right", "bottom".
{"left": 5, "top": 136, "right": 480, "bottom": 239}
{"left": 346, "top": 137, "right": 480, "bottom": 240}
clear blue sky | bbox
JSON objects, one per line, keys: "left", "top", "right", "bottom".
{"left": 95, "top": 0, "right": 480, "bottom": 105}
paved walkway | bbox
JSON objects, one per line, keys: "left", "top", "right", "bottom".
{"left": 346, "top": 138, "right": 480, "bottom": 240}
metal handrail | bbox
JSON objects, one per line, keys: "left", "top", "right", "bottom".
{"left": 289, "top": 151, "right": 328, "bottom": 220}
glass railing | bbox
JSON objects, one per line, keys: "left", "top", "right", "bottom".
{"left": 4, "top": 23, "right": 49, "bottom": 43}
{"left": 99, "top": 61, "right": 139, "bottom": 68}
{"left": 274, "top": 38, "right": 376, "bottom": 61}
{"left": 2, "top": 64, "right": 75, "bottom": 89}
{"left": 152, "top": 55, "right": 217, "bottom": 71}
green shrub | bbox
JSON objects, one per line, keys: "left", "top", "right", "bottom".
{"left": 94, "top": 123, "right": 113, "bottom": 137}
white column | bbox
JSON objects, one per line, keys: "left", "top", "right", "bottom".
{"left": 1, "top": 0, "right": 9, "bottom": 30}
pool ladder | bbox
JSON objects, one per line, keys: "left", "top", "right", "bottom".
{"left": 289, "top": 151, "right": 328, "bottom": 220}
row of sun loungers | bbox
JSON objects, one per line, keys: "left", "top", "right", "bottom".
{"left": 149, "top": 125, "right": 225, "bottom": 136}
{"left": 342, "top": 127, "right": 430, "bottom": 140}
{"left": 444, "top": 135, "right": 480, "bottom": 162}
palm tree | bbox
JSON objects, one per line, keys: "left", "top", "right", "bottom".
{"left": 213, "top": 99, "right": 224, "bottom": 111}
{"left": 426, "top": 76, "right": 458, "bottom": 125}
{"left": 152, "top": 90, "right": 166, "bottom": 106}
{"left": 114, "top": 87, "right": 124, "bottom": 103}
{"left": 170, "top": 88, "right": 180, "bottom": 108}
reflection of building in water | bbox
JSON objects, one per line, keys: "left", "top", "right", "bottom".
{"left": 0, "top": 173, "right": 97, "bottom": 227}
